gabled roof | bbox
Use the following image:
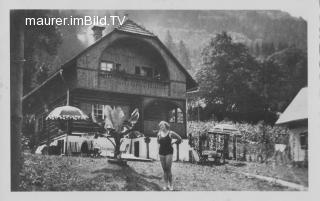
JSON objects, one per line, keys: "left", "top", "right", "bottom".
{"left": 115, "top": 19, "right": 155, "bottom": 37}
{"left": 23, "top": 19, "right": 197, "bottom": 101}
{"left": 276, "top": 87, "right": 308, "bottom": 125}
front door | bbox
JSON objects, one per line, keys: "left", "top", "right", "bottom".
{"left": 134, "top": 141, "right": 139, "bottom": 157}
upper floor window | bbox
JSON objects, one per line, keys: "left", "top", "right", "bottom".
{"left": 135, "top": 66, "right": 153, "bottom": 77}
{"left": 141, "top": 67, "right": 153, "bottom": 77}
{"left": 115, "top": 63, "right": 122, "bottom": 72}
{"left": 154, "top": 69, "right": 161, "bottom": 80}
{"left": 135, "top": 66, "right": 141, "bottom": 75}
{"left": 100, "top": 61, "right": 113, "bottom": 72}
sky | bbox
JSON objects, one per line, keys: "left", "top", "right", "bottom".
{"left": 282, "top": 6, "right": 309, "bottom": 20}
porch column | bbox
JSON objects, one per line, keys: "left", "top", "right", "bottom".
{"left": 140, "top": 99, "right": 144, "bottom": 134}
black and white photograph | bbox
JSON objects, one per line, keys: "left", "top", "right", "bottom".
{"left": 2, "top": 0, "right": 320, "bottom": 200}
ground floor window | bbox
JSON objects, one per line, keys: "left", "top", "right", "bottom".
{"left": 91, "top": 104, "right": 130, "bottom": 122}
{"left": 92, "top": 104, "right": 104, "bottom": 120}
{"left": 300, "top": 132, "right": 308, "bottom": 150}
{"left": 169, "top": 108, "right": 184, "bottom": 123}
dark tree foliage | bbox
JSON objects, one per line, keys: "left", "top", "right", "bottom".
{"left": 164, "top": 30, "right": 178, "bottom": 58}
{"left": 178, "top": 40, "right": 192, "bottom": 70}
{"left": 35, "top": 64, "right": 50, "bottom": 84}
{"left": 23, "top": 10, "right": 63, "bottom": 94}
{"left": 193, "top": 32, "right": 307, "bottom": 124}
{"left": 260, "top": 47, "right": 307, "bottom": 112}
{"left": 196, "top": 32, "right": 263, "bottom": 123}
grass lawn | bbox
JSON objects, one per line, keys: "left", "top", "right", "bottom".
{"left": 20, "top": 153, "right": 294, "bottom": 191}
{"left": 227, "top": 160, "right": 308, "bottom": 187}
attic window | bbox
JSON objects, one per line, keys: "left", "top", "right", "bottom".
{"left": 100, "top": 61, "right": 113, "bottom": 72}
{"left": 141, "top": 67, "right": 153, "bottom": 77}
{"left": 135, "top": 66, "right": 141, "bottom": 75}
{"left": 115, "top": 63, "right": 121, "bottom": 72}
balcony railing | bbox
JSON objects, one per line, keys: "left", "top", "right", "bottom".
{"left": 98, "top": 71, "right": 170, "bottom": 97}
{"left": 77, "top": 68, "right": 170, "bottom": 97}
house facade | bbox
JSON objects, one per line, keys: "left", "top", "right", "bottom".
{"left": 276, "top": 87, "right": 308, "bottom": 165}
{"left": 23, "top": 19, "right": 197, "bottom": 160}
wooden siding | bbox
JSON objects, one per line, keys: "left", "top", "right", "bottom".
{"left": 77, "top": 68, "right": 170, "bottom": 97}
{"left": 76, "top": 31, "right": 187, "bottom": 88}
{"left": 170, "top": 82, "right": 187, "bottom": 98}
{"left": 100, "top": 41, "right": 167, "bottom": 77}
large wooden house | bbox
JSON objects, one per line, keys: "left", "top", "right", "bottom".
{"left": 23, "top": 19, "right": 197, "bottom": 160}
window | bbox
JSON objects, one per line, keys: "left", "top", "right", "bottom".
{"left": 115, "top": 63, "right": 121, "bottom": 72}
{"left": 169, "top": 110, "right": 176, "bottom": 123}
{"left": 93, "top": 104, "right": 104, "bottom": 120}
{"left": 168, "top": 108, "right": 184, "bottom": 123}
{"left": 141, "top": 67, "right": 153, "bottom": 77}
{"left": 100, "top": 61, "right": 113, "bottom": 72}
{"left": 300, "top": 132, "right": 308, "bottom": 150}
{"left": 177, "top": 108, "right": 184, "bottom": 123}
{"left": 154, "top": 69, "right": 161, "bottom": 80}
{"left": 135, "top": 66, "right": 141, "bottom": 75}
{"left": 92, "top": 104, "right": 130, "bottom": 121}
{"left": 135, "top": 66, "right": 153, "bottom": 77}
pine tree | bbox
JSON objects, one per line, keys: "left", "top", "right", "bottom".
{"left": 178, "top": 40, "right": 192, "bottom": 70}
{"left": 164, "top": 30, "right": 178, "bottom": 57}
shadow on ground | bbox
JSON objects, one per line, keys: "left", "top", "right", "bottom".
{"left": 91, "top": 166, "right": 162, "bottom": 191}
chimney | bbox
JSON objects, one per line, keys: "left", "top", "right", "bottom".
{"left": 92, "top": 26, "right": 105, "bottom": 41}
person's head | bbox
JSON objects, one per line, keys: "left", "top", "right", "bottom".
{"left": 159, "top": 121, "right": 170, "bottom": 131}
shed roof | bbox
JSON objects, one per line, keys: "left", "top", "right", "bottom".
{"left": 275, "top": 87, "right": 308, "bottom": 125}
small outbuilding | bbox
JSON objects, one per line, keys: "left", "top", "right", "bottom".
{"left": 276, "top": 87, "right": 308, "bottom": 165}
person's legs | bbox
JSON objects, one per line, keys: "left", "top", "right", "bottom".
{"left": 159, "top": 155, "right": 168, "bottom": 189}
{"left": 165, "top": 154, "right": 173, "bottom": 190}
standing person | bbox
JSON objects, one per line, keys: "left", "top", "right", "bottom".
{"left": 157, "top": 121, "right": 182, "bottom": 191}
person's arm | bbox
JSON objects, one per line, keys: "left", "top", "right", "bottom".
{"left": 169, "top": 131, "right": 182, "bottom": 144}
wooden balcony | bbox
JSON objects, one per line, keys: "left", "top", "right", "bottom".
{"left": 77, "top": 68, "right": 170, "bottom": 97}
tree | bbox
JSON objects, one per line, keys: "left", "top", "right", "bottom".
{"left": 23, "top": 10, "right": 62, "bottom": 94}
{"left": 35, "top": 64, "right": 50, "bottom": 84}
{"left": 178, "top": 40, "right": 192, "bottom": 70}
{"left": 260, "top": 47, "right": 307, "bottom": 113}
{"left": 95, "top": 107, "right": 142, "bottom": 160}
{"left": 11, "top": 10, "right": 62, "bottom": 190}
{"left": 10, "top": 10, "right": 25, "bottom": 191}
{"left": 277, "top": 41, "right": 289, "bottom": 51}
{"left": 196, "top": 32, "right": 262, "bottom": 122}
{"left": 164, "top": 30, "right": 178, "bottom": 57}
